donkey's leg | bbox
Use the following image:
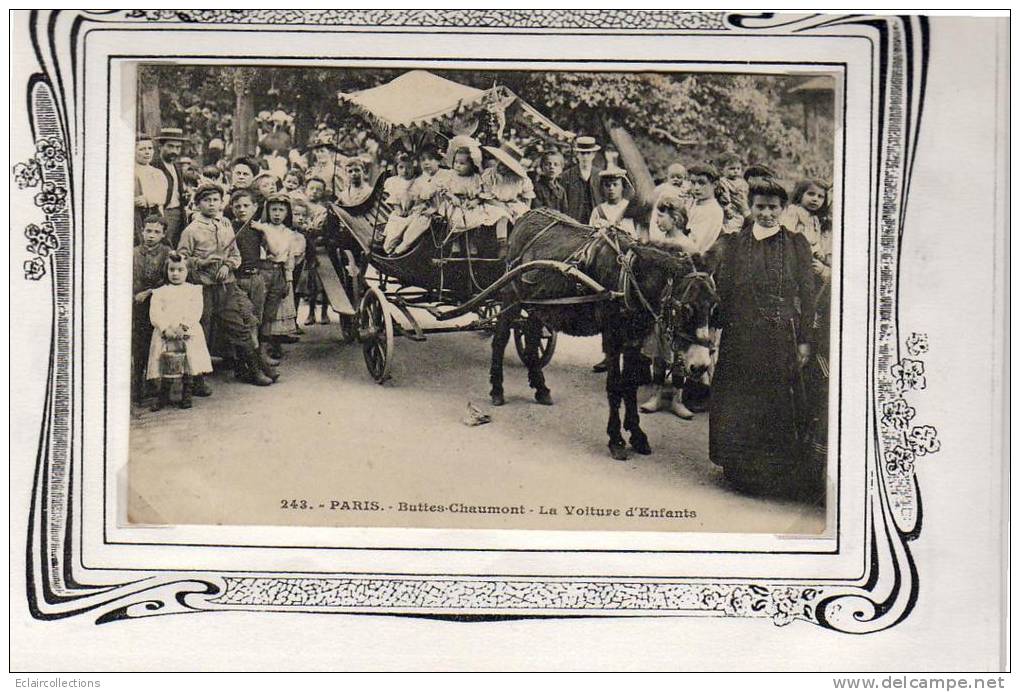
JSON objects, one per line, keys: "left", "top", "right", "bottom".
{"left": 524, "top": 314, "right": 553, "bottom": 405}
{"left": 605, "top": 345, "right": 628, "bottom": 461}
{"left": 623, "top": 346, "right": 652, "bottom": 455}
{"left": 489, "top": 302, "right": 519, "bottom": 406}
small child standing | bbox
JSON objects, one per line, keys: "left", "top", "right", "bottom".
{"left": 531, "top": 150, "right": 570, "bottom": 214}
{"left": 589, "top": 165, "right": 640, "bottom": 238}
{"left": 296, "top": 177, "right": 330, "bottom": 325}
{"left": 782, "top": 178, "right": 832, "bottom": 275}
{"left": 146, "top": 252, "right": 213, "bottom": 410}
{"left": 717, "top": 154, "right": 750, "bottom": 234}
{"left": 132, "top": 214, "right": 171, "bottom": 404}
{"left": 335, "top": 158, "right": 374, "bottom": 208}
{"left": 252, "top": 193, "right": 295, "bottom": 361}
{"left": 267, "top": 196, "right": 308, "bottom": 341}
{"left": 683, "top": 163, "right": 726, "bottom": 253}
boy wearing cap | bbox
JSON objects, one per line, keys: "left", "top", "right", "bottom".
{"left": 177, "top": 186, "right": 241, "bottom": 376}
{"left": 179, "top": 185, "right": 273, "bottom": 386}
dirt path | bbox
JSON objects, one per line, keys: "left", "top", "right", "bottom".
{"left": 128, "top": 304, "right": 825, "bottom": 535}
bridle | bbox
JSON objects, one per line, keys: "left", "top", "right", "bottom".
{"left": 659, "top": 268, "right": 720, "bottom": 361}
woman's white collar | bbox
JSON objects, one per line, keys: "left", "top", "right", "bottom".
{"left": 752, "top": 222, "right": 781, "bottom": 240}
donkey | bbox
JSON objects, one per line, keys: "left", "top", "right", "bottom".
{"left": 489, "top": 209, "right": 719, "bottom": 461}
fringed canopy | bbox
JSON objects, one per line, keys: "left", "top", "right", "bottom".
{"left": 337, "top": 69, "right": 573, "bottom": 145}
{"left": 338, "top": 70, "right": 494, "bottom": 141}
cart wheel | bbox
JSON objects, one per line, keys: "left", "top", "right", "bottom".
{"left": 358, "top": 286, "right": 394, "bottom": 383}
{"left": 513, "top": 321, "right": 557, "bottom": 368}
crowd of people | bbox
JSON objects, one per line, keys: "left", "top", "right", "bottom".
{"left": 132, "top": 115, "right": 833, "bottom": 499}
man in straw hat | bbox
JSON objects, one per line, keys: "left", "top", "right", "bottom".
{"left": 561, "top": 135, "right": 605, "bottom": 224}
{"left": 154, "top": 126, "right": 189, "bottom": 246}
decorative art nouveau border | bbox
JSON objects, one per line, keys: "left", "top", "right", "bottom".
{"left": 12, "top": 10, "right": 937, "bottom": 632}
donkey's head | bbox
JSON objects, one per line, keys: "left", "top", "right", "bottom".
{"left": 655, "top": 253, "right": 721, "bottom": 384}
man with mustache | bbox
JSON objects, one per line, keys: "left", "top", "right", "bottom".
{"left": 154, "top": 127, "right": 189, "bottom": 246}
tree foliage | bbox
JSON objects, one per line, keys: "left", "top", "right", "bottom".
{"left": 147, "top": 65, "right": 833, "bottom": 181}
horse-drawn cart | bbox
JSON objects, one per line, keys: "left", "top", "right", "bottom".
{"left": 316, "top": 70, "right": 584, "bottom": 383}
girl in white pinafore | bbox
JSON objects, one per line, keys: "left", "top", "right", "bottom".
{"left": 146, "top": 252, "right": 213, "bottom": 410}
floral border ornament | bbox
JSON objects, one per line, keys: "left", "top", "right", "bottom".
{"left": 13, "top": 131, "right": 67, "bottom": 281}
{"left": 13, "top": 10, "right": 931, "bottom": 633}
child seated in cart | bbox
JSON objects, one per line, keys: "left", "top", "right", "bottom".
{"left": 480, "top": 142, "right": 535, "bottom": 255}
{"left": 436, "top": 138, "right": 489, "bottom": 254}
{"left": 384, "top": 147, "right": 450, "bottom": 255}
{"left": 480, "top": 142, "right": 535, "bottom": 225}
{"left": 380, "top": 152, "right": 417, "bottom": 249}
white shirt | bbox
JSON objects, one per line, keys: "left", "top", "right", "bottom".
{"left": 252, "top": 221, "right": 293, "bottom": 263}
{"left": 590, "top": 199, "right": 636, "bottom": 237}
{"left": 136, "top": 164, "right": 166, "bottom": 208}
{"left": 685, "top": 197, "right": 724, "bottom": 254}
{"left": 163, "top": 160, "right": 181, "bottom": 209}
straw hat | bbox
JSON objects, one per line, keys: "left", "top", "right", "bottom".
{"left": 598, "top": 162, "right": 634, "bottom": 194}
{"left": 482, "top": 141, "right": 528, "bottom": 179}
{"left": 155, "top": 127, "right": 187, "bottom": 142}
{"left": 572, "top": 135, "right": 601, "bottom": 153}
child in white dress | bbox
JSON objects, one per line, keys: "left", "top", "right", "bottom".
{"left": 438, "top": 142, "right": 485, "bottom": 253}
{"left": 480, "top": 143, "right": 535, "bottom": 224}
{"left": 146, "top": 252, "right": 213, "bottom": 410}
{"left": 386, "top": 148, "right": 451, "bottom": 255}
{"left": 380, "top": 153, "right": 418, "bottom": 252}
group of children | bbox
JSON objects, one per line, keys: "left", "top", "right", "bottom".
{"left": 381, "top": 137, "right": 535, "bottom": 256}
{"left": 132, "top": 168, "right": 336, "bottom": 411}
{"left": 133, "top": 122, "right": 833, "bottom": 416}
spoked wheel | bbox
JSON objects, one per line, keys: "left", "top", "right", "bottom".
{"left": 513, "top": 319, "right": 557, "bottom": 368}
{"left": 336, "top": 250, "right": 362, "bottom": 344}
{"left": 358, "top": 286, "right": 394, "bottom": 384}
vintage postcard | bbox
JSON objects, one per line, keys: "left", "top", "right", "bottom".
{"left": 9, "top": 10, "right": 1008, "bottom": 672}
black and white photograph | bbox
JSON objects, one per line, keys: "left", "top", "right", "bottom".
{"left": 9, "top": 10, "right": 1007, "bottom": 674}
{"left": 126, "top": 63, "right": 837, "bottom": 534}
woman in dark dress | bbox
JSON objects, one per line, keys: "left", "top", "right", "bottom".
{"left": 705, "top": 178, "right": 818, "bottom": 497}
